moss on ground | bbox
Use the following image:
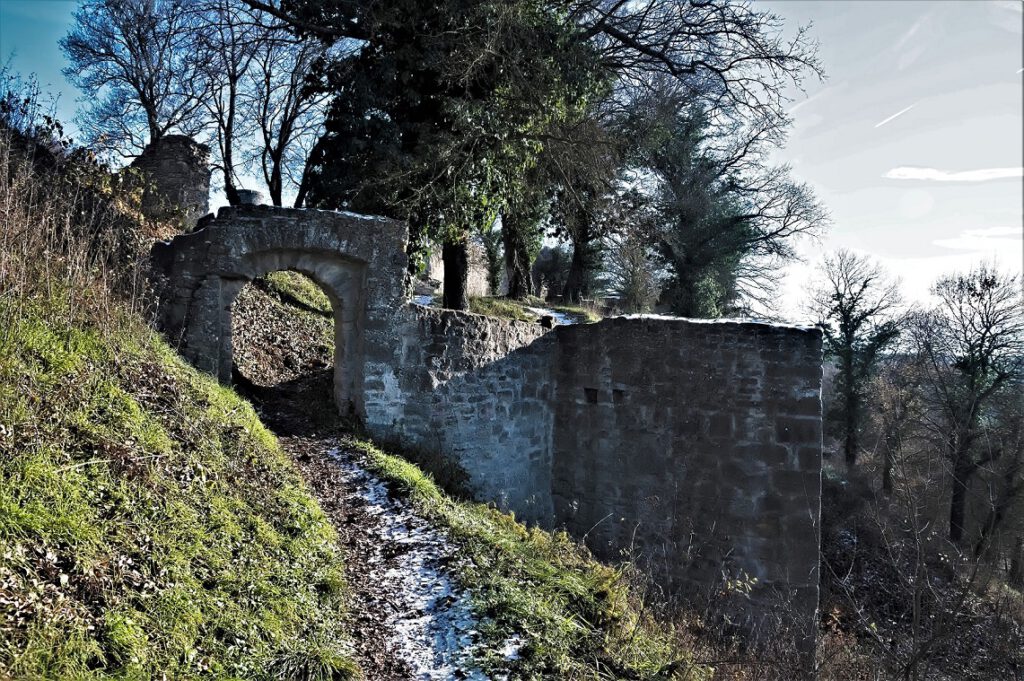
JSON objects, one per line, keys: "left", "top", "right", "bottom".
{"left": 263, "top": 270, "right": 333, "bottom": 316}
{"left": 346, "top": 438, "right": 711, "bottom": 681}
{"left": 468, "top": 296, "right": 537, "bottom": 322}
{"left": 0, "top": 298, "right": 358, "bottom": 680}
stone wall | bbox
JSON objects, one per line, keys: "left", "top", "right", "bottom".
{"left": 364, "top": 307, "right": 554, "bottom": 521}
{"left": 358, "top": 306, "right": 823, "bottom": 633}
{"left": 131, "top": 135, "right": 211, "bottom": 229}
{"left": 549, "top": 317, "right": 823, "bottom": 632}
{"left": 153, "top": 206, "right": 824, "bottom": 638}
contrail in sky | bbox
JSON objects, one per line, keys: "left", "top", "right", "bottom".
{"left": 874, "top": 104, "right": 915, "bottom": 128}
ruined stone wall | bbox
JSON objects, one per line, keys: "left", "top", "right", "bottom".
{"left": 423, "top": 239, "right": 491, "bottom": 298}
{"left": 151, "top": 206, "right": 408, "bottom": 413}
{"left": 550, "top": 317, "right": 823, "bottom": 630}
{"left": 153, "top": 205, "right": 823, "bottom": 636}
{"left": 363, "top": 307, "right": 555, "bottom": 523}
{"left": 362, "top": 308, "right": 822, "bottom": 630}
{"left": 131, "top": 135, "right": 211, "bottom": 229}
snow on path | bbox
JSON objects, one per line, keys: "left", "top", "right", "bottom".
{"left": 326, "top": 448, "right": 510, "bottom": 680}
{"left": 524, "top": 306, "right": 577, "bottom": 325}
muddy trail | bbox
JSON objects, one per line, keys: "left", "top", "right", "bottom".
{"left": 240, "top": 373, "right": 503, "bottom": 680}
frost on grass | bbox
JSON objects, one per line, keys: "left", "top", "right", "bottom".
{"left": 327, "top": 448, "right": 519, "bottom": 680}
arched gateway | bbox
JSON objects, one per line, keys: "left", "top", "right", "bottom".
{"left": 152, "top": 204, "right": 824, "bottom": 646}
{"left": 150, "top": 206, "right": 409, "bottom": 415}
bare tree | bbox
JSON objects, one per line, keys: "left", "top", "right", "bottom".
{"left": 909, "top": 265, "right": 1024, "bottom": 544}
{"left": 810, "top": 249, "right": 903, "bottom": 467}
{"left": 246, "top": 34, "right": 329, "bottom": 206}
{"left": 568, "top": 0, "right": 822, "bottom": 130}
{"left": 61, "top": 0, "right": 208, "bottom": 156}
{"left": 194, "top": 0, "right": 264, "bottom": 205}
{"left": 602, "top": 220, "right": 662, "bottom": 313}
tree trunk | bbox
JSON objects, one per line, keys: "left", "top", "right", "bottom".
{"left": 147, "top": 107, "right": 161, "bottom": 147}
{"left": 268, "top": 157, "right": 283, "bottom": 207}
{"left": 294, "top": 174, "right": 310, "bottom": 208}
{"left": 844, "top": 401, "right": 858, "bottom": 467}
{"left": 224, "top": 176, "right": 240, "bottom": 206}
{"left": 293, "top": 138, "right": 325, "bottom": 208}
{"left": 563, "top": 232, "right": 592, "bottom": 303}
{"left": 949, "top": 454, "right": 973, "bottom": 544}
{"left": 442, "top": 238, "right": 469, "bottom": 311}
{"left": 882, "top": 443, "right": 894, "bottom": 494}
{"left": 481, "top": 233, "right": 502, "bottom": 296}
{"left": 1009, "top": 536, "right": 1024, "bottom": 588}
{"left": 502, "top": 216, "right": 532, "bottom": 299}
{"left": 973, "top": 458, "right": 1021, "bottom": 559}
{"left": 842, "top": 349, "right": 858, "bottom": 467}
{"left": 221, "top": 136, "right": 240, "bottom": 206}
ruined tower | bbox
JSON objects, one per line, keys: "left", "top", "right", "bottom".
{"left": 130, "top": 135, "right": 211, "bottom": 229}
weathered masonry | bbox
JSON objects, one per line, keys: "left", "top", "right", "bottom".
{"left": 152, "top": 206, "right": 823, "bottom": 636}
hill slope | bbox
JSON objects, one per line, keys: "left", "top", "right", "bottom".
{"left": 0, "top": 299, "right": 358, "bottom": 679}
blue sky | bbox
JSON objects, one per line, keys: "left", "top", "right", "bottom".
{"left": 0, "top": 1, "right": 78, "bottom": 125}
{"left": 761, "top": 0, "right": 1023, "bottom": 315}
{"left": 1, "top": 0, "right": 1021, "bottom": 318}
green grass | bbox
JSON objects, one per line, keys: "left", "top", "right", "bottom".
{"left": 468, "top": 296, "right": 537, "bottom": 322}
{"left": 468, "top": 296, "right": 602, "bottom": 324}
{"left": 263, "top": 270, "right": 333, "bottom": 315}
{"left": 347, "top": 438, "right": 711, "bottom": 680}
{"left": 0, "top": 297, "right": 358, "bottom": 680}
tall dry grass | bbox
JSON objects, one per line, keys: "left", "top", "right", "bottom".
{"left": 0, "top": 123, "right": 152, "bottom": 350}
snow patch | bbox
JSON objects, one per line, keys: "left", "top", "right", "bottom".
{"left": 525, "top": 306, "right": 577, "bottom": 326}
{"left": 617, "top": 313, "right": 819, "bottom": 332}
{"left": 326, "top": 449, "right": 516, "bottom": 679}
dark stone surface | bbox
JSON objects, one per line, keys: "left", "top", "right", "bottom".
{"left": 130, "top": 135, "right": 211, "bottom": 228}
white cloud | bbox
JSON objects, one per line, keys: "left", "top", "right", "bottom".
{"left": 961, "top": 226, "right": 1023, "bottom": 238}
{"left": 874, "top": 104, "right": 916, "bottom": 128}
{"left": 884, "top": 166, "right": 1024, "bottom": 182}
{"left": 933, "top": 226, "right": 1023, "bottom": 252}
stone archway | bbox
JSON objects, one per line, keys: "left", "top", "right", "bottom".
{"left": 150, "top": 206, "right": 409, "bottom": 415}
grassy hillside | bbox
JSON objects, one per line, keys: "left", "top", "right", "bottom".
{"left": 0, "top": 298, "right": 358, "bottom": 680}
{"left": 0, "top": 121, "right": 709, "bottom": 680}
{"left": 347, "top": 438, "right": 708, "bottom": 679}
{"left": 0, "top": 123, "right": 358, "bottom": 679}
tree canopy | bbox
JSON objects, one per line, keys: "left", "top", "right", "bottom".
{"left": 253, "top": 0, "right": 823, "bottom": 310}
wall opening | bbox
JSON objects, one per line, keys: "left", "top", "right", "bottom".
{"left": 230, "top": 270, "right": 339, "bottom": 427}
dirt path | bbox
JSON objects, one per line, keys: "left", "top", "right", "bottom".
{"left": 283, "top": 435, "right": 493, "bottom": 680}
{"left": 238, "top": 370, "right": 502, "bottom": 680}
{"left": 231, "top": 282, "right": 503, "bottom": 678}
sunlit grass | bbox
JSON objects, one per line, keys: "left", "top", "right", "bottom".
{"left": 0, "top": 298, "right": 358, "bottom": 679}
{"left": 347, "top": 438, "right": 710, "bottom": 680}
